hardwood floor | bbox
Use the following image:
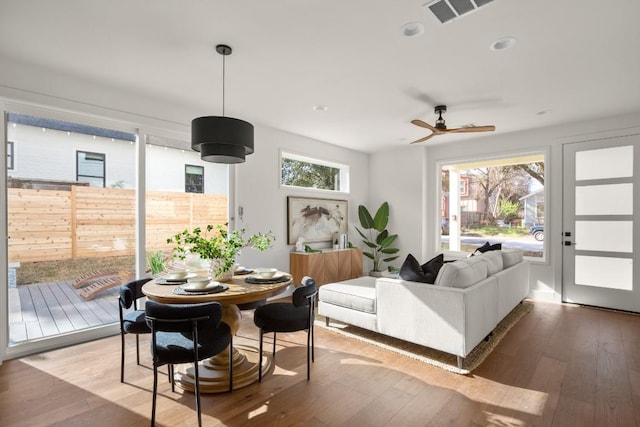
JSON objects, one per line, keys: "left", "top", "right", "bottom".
{"left": 1, "top": 300, "right": 639, "bottom": 426}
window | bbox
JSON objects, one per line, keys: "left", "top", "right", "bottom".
{"left": 441, "top": 154, "right": 545, "bottom": 259}
{"left": 281, "top": 152, "right": 349, "bottom": 192}
{"left": 7, "top": 141, "right": 14, "bottom": 170}
{"left": 185, "top": 164, "right": 204, "bottom": 193}
{"left": 77, "top": 151, "right": 105, "bottom": 187}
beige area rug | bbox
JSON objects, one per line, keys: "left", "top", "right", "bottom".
{"left": 315, "top": 301, "right": 533, "bottom": 375}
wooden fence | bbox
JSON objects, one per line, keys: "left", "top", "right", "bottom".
{"left": 8, "top": 186, "right": 227, "bottom": 263}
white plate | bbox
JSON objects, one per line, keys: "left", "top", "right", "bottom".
{"left": 181, "top": 281, "right": 221, "bottom": 292}
{"left": 166, "top": 272, "right": 197, "bottom": 280}
{"left": 254, "top": 273, "right": 283, "bottom": 280}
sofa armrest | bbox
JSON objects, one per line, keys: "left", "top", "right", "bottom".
{"left": 375, "top": 276, "right": 498, "bottom": 357}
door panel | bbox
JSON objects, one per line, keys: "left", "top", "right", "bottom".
{"left": 563, "top": 135, "right": 640, "bottom": 312}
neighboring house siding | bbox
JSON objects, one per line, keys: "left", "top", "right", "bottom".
{"left": 7, "top": 123, "right": 228, "bottom": 194}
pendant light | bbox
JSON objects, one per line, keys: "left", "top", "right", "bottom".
{"left": 191, "top": 44, "right": 254, "bottom": 163}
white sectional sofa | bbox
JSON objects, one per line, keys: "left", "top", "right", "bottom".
{"left": 318, "top": 249, "right": 530, "bottom": 368}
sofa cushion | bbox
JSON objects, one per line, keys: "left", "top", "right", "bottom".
{"left": 434, "top": 256, "right": 488, "bottom": 288}
{"left": 501, "top": 248, "right": 523, "bottom": 268}
{"left": 318, "top": 276, "right": 377, "bottom": 314}
{"left": 477, "top": 250, "right": 504, "bottom": 275}
{"left": 399, "top": 253, "right": 443, "bottom": 284}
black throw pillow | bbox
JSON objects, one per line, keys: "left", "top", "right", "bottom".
{"left": 399, "top": 253, "right": 443, "bottom": 284}
{"left": 421, "top": 253, "right": 444, "bottom": 283}
{"left": 474, "top": 241, "right": 502, "bottom": 254}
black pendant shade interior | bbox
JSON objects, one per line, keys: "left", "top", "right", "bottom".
{"left": 192, "top": 44, "right": 254, "bottom": 163}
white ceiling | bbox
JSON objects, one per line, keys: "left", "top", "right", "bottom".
{"left": 1, "top": 0, "right": 639, "bottom": 153}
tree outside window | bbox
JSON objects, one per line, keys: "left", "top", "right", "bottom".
{"left": 280, "top": 152, "right": 348, "bottom": 192}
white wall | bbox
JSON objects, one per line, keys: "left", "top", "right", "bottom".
{"left": 370, "top": 112, "right": 640, "bottom": 302}
{"left": 234, "top": 125, "right": 369, "bottom": 275}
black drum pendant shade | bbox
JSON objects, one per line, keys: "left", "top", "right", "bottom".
{"left": 192, "top": 44, "right": 253, "bottom": 163}
{"left": 192, "top": 116, "right": 254, "bottom": 163}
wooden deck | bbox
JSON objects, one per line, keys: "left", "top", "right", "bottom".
{"left": 9, "top": 280, "right": 120, "bottom": 344}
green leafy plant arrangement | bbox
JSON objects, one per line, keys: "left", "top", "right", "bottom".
{"left": 146, "top": 251, "right": 167, "bottom": 275}
{"left": 167, "top": 224, "right": 275, "bottom": 277}
{"left": 355, "top": 202, "right": 399, "bottom": 272}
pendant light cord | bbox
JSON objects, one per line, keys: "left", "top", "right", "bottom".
{"left": 222, "top": 52, "right": 226, "bottom": 117}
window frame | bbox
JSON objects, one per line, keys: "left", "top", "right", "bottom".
{"left": 280, "top": 150, "right": 350, "bottom": 194}
{"left": 76, "top": 150, "right": 106, "bottom": 187}
{"left": 437, "top": 150, "right": 547, "bottom": 263}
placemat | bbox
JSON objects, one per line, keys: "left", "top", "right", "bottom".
{"left": 172, "top": 284, "right": 228, "bottom": 295}
{"left": 244, "top": 275, "right": 291, "bottom": 284}
{"left": 234, "top": 269, "right": 254, "bottom": 276}
{"left": 155, "top": 278, "right": 188, "bottom": 285}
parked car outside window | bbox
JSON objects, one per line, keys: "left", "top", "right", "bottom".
{"left": 530, "top": 225, "right": 544, "bottom": 241}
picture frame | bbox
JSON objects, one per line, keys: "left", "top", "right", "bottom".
{"left": 287, "top": 196, "right": 348, "bottom": 245}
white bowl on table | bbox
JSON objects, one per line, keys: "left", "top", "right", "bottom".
{"left": 186, "top": 275, "right": 211, "bottom": 289}
{"left": 166, "top": 270, "right": 189, "bottom": 280}
{"left": 255, "top": 268, "right": 278, "bottom": 279}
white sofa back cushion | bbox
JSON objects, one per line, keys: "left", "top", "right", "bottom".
{"left": 501, "top": 248, "right": 524, "bottom": 268}
{"left": 434, "top": 256, "right": 488, "bottom": 288}
{"left": 477, "top": 250, "right": 504, "bottom": 275}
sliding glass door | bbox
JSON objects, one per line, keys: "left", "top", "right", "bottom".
{"left": 6, "top": 111, "right": 136, "bottom": 352}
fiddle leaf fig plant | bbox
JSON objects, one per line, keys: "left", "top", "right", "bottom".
{"left": 355, "top": 201, "right": 399, "bottom": 272}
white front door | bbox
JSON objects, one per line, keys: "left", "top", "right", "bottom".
{"left": 562, "top": 134, "right": 640, "bottom": 313}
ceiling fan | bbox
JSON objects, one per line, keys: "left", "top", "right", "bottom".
{"left": 410, "top": 105, "right": 495, "bottom": 144}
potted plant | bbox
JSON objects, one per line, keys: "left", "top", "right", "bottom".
{"left": 355, "top": 202, "right": 399, "bottom": 276}
{"left": 167, "top": 224, "right": 275, "bottom": 280}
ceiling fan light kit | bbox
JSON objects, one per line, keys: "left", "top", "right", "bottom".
{"left": 191, "top": 44, "right": 254, "bottom": 164}
{"left": 410, "top": 104, "right": 495, "bottom": 144}
{"left": 424, "top": 0, "right": 495, "bottom": 24}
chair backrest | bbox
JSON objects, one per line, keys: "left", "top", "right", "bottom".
{"left": 144, "top": 300, "right": 223, "bottom": 333}
{"left": 119, "top": 277, "right": 153, "bottom": 310}
{"left": 292, "top": 276, "right": 317, "bottom": 308}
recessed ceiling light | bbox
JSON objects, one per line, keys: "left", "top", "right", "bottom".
{"left": 490, "top": 36, "right": 517, "bottom": 51}
{"left": 401, "top": 22, "right": 425, "bottom": 38}
{"left": 312, "top": 105, "right": 328, "bottom": 112}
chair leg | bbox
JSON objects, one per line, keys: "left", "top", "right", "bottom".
{"left": 194, "top": 360, "right": 202, "bottom": 427}
{"left": 306, "top": 328, "right": 311, "bottom": 380}
{"left": 120, "top": 331, "right": 125, "bottom": 383}
{"left": 258, "top": 329, "right": 264, "bottom": 383}
{"left": 151, "top": 365, "right": 158, "bottom": 427}
{"left": 170, "top": 365, "right": 175, "bottom": 392}
{"left": 311, "top": 323, "right": 315, "bottom": 362}
{"left": 135, "top": 334, "right": 141, "bottom": 365}
{"left": 272, "top": 331, "right": 277, "bottom": 356}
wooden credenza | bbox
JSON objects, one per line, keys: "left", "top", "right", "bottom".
{"left": 289, "top": 248, "right": 363, "bottom": 286}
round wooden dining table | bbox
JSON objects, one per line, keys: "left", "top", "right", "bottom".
{"left": 142, "top": 272, "right": 292, "bottom": 393}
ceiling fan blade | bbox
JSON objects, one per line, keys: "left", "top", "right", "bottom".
{"left": 445, "top": 125, "right": 496, "bottom": 133}
{"left": 409, "top": 133, "right": 436, "bottom": 144}
{"left": 411, "top": 119, "right": 437, "bottom": 131}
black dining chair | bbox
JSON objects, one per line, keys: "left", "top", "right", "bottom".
{"left": 253, "top": 276, "right": 317, "bottom": 382}
{"left": 145, "top": 300, "right": 232, "bottom": 427}
{"left": 118, "top": 277, "right": 153, "bottom": 383}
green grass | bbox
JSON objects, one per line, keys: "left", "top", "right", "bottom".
{"left": 463, "top": 225, "right": 529, "bottom": 238}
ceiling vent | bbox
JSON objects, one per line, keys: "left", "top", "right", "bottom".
{"left": 423, "top": 0, "right": 495, "bottom": 24}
